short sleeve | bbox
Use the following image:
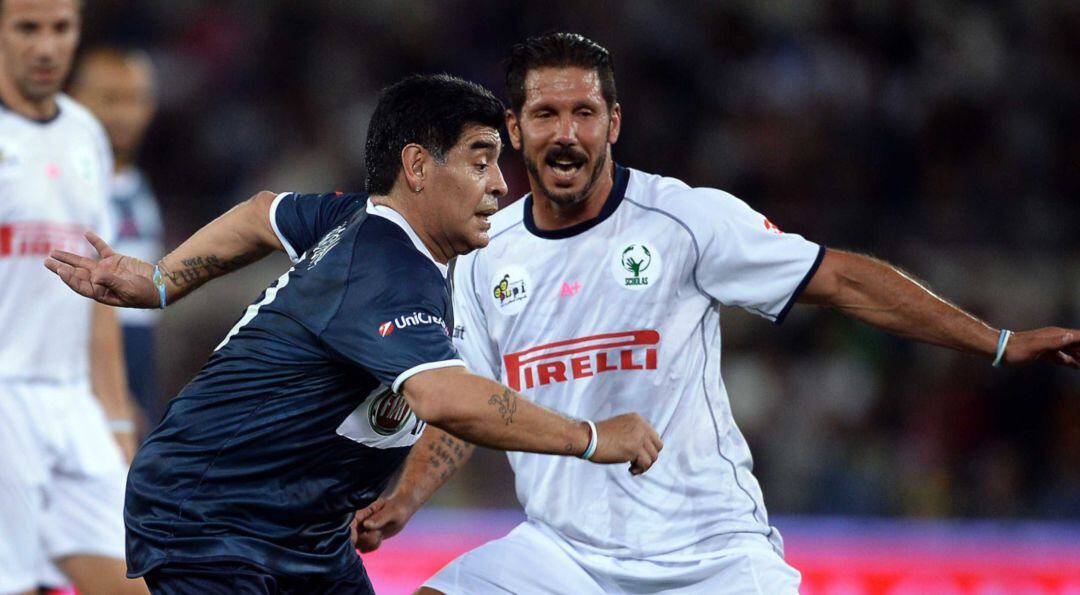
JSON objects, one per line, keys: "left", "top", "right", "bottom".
{"left": 319, "top": 253, "right": 464, "bottom": 392}
{"left": 271, "top": 192, "right": 365, "bottom": 262}
{"left": 451, "top": 252, "right": 500, "bottom": 380}
{"left": 687, "top": 189, "right": 824, "bottom": 323}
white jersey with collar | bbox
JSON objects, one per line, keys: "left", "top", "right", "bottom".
{"left": 452, "top": 165, "right": 823, "bottom": 560}
{"left": 0, "top": 94, "right": 114, "bottom": 382}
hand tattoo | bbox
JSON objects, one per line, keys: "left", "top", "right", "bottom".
{"left": 488, "top": 388, "right": 518, "bottom": 426}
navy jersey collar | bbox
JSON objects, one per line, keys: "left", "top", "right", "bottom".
{"left": 523, "top": 164, "right": 630, "bottom": 239}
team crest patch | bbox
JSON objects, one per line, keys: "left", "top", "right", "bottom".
{"left": 491, "top": 266, "right": 531, "bottom": 315}
{"left": 611, "top": 242, "right": 662, "bottom": 291}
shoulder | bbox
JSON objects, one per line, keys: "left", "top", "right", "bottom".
{"left": 56, "top": 94, "right": 108, "bottom": 143}
{"left": 622, "top": 167, "right": 753, "bottom": 232}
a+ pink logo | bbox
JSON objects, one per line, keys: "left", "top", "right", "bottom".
{"left": 559, "top": 281, "right": 581, "bottom": 298}
{"left": 44, "top": 164, "right": 61, "bottom": 178}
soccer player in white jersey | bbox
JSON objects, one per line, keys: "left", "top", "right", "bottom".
{"left": 71, "top": 46, "right": 164, "bottom": 426}
{"left": 348, "top": 33, "right": 1080, "bottom": 594}
{"left": 0, "top": 1, "right": 145, "bottom": 594}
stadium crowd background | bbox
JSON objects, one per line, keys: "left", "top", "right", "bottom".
{"left": 77, "top": 0, "right": 1078, "bottom": 520}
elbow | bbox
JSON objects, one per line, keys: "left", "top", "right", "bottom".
{"left": 402, "top": 384, "right": 450, "bottom": 426}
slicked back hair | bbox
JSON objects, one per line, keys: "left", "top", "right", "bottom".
{"left": 364, "top": 74, "right": 504, "bottom": 196}
{"left": 505, "top": 32, "right": 617, "bottom": 114}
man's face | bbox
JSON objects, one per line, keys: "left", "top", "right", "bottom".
{"left": 426, "top": 124, "right": 507, "bottom": 255}
{"left": 72, "top": 55, "right": 156, "bottom": 161}
{"left": 0, "top": 0, "right": 80, "bottom": 103}
{"left": 508, "top": 66, "right": 620, "bottom": 207}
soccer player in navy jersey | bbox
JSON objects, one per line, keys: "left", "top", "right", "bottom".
{"left": 45, "top": 74, "right": 662, "bottom": 594}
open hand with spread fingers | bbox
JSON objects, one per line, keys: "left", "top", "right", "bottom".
{"left": 43, "top": 231, "right": 159, "bottom": 308}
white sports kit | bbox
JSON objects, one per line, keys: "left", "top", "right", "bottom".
{"left": 427, "top": 166, "right": 823, "bottom": 594}
{"left": 0, "top": 95, "right": 126, "bottom": 593}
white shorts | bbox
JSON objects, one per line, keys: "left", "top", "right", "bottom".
{"left": 424, "top": 520, "right": 801, "bottom": 594}
{"left": 0, "top": 381, "right": 127, "bottom": 594}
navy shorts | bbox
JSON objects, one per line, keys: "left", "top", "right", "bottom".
{"left": 143, "top": 559, "right": 375, "bottom": 595}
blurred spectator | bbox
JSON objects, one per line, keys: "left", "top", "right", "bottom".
{"left": 71, "top": 46, "right": 164, "bottom": 427}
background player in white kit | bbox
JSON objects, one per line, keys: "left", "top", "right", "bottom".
{"left": 71, "top": 46, "right": 164, "bottom": 427}
{"left": 0, "top": 1, "right": 145, "bottom": 594}
{"left": 349, "top": 33, "right": 1080, "bottom": 594}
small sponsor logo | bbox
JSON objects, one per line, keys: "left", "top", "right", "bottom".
{"left": 452, "top": 324, "right": 465, "bottom": 340}
{"left": 490, "top": 266, "right": 532, "bottom": 314}
{"left": 379, "top": 311, "right": 445, "bottom": 337}
{"left": 503, "top": 330, "right": 661, "bottom": 391}
{"left": 611, "top": 242, "right": 662, "bottom": 291}
{"left": 559, "top": 281, "right": 581, "bottom": 298}
{"left": 763, "top": 218, "right": 782, "bottom": 234}
{"left": 368, "top": 389, "right": 415, "bottom": 436}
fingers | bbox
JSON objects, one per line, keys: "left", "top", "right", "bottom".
{"left": 85, "top": 231, "right": 114, "bottom": 258}
{"left": 1052, "top": 351, "right": 1079, "bottom": 369}
{"left": 48, "top": 249, "right": 98, "bottom": 270}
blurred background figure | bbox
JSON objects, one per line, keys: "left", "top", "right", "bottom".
{"left": 0, "top": 0, "right": 145, "bottom": 594}
{"left": 70, "top": 46, "right": 164, "bottom": 428}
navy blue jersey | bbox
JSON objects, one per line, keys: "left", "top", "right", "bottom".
{"left": 125, "top": 192, "right": 462, "bottom": 578}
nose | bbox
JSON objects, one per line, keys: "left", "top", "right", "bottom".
{"left": 554, "top": 114, "right": 577, "bottom": 145}
{"left": 490, "top": 164, "right": 508, "bottom": 199}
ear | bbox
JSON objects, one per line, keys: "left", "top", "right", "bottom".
{"left": 505, "top": 109, "right": 523, "bottom": 151}
{"left": 400, "top": 143, "right": 426, "bottom": 192}
{"left": 607, "top": 103, "right": 622, "bottom": 145}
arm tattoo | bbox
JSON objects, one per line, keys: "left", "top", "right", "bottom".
{"left": 164, "top": 253, "right": 258, "bottom": 288}
{"left": 426, "top": 433, "right": 469, "bottom": 484}
{"left": 487, "top": 388, "right": 518, "bottom": 426}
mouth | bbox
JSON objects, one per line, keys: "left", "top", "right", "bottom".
{"left": 544, "top": 149, "right": 588, "bottom": 185}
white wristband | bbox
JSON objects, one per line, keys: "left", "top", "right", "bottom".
{"left": 579, "top": 420, "right": 598, "bottom": 461}
{"left": 108, "top": 419, "right": 135, "bottom": 434}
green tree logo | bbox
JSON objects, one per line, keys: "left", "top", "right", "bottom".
{"left": 621, "top": 245, "right": 652, "bottom": 277}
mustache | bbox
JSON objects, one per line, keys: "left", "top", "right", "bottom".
{"left": 543, "top": 145, "right": 588, "bottom": 167}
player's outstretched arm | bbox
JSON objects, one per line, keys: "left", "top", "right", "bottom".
{"left": 799, "top": 249, "right": 1080, "bottom": 367}
{"left": 402, "top": 366, "right": 663, "bottom": 470}
{"left": 44, "top": 191, "right": 283, "bottom": 308}
{"left": 353, "top": 426, "right": 475, "bottom": 552}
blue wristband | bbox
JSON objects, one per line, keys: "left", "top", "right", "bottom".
{"left": 152, "top": 264, "right": 167, "bottom": 309}
{"left": 992, "top": 329, "right": 1012, "bottom": 367}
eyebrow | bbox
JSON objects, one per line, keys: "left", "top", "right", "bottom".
{"left": 469, "top": 139, "right": 500, "bottom": 151}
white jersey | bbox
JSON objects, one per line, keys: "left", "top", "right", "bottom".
{"left": 453, "top": 165, "right": 823, "bottom": 561}
{"left": 0, "top": 94, "right": 114, "bottom": 382}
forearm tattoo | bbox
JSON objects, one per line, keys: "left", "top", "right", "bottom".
{"left": 488, "top": 388, "right": 518, "bottom": 426}
{"left": 163, "top": 253, "right": 258, "bottom": 287}
{"left": 426, "top": 433, "right": 469, "bottom": 484}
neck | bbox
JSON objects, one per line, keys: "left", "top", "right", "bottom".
{"left": 0, "top": 69, "right": 58, "bottom": 121}
{"left": 370, "top": 190, "right": 453, "bottom": 264}
{"left": 530, "top": 154, "right": 615, "bottom": 231}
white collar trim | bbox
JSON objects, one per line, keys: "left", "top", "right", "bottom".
{"left": 366, "top": 202, "right": 447, "bottom": 276}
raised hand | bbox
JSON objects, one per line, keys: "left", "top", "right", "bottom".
{"left": 590, "top": 412, "right": 664, "bottom": 475}
{"left": 1004, "top": 327, "right": 1080, "bottom": 368}
{"left": 44, "top": 231, "right": 159, "bottom": 308}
